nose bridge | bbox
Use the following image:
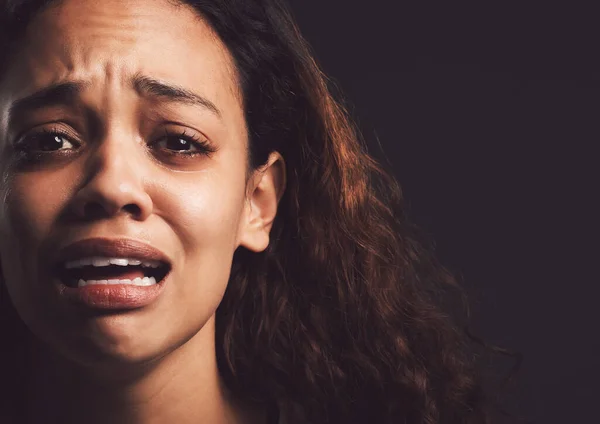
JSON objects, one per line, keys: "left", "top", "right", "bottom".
{"left": 94, "top": 128, "right": 139, "bottom": 182}
{"left": 73, "top": 127, "right": 152, "bottom": 220}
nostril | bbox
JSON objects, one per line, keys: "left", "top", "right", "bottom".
{"left": 123, "top": 204, "right": 142, "bottom": 216}
{"left": 81, "top": 202, "right": 141, "bottom": 219}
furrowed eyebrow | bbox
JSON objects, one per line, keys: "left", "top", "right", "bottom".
{"left": 7, "top": 81, "right": 87, "bottom": 121}
{"left": 132, "top": 74, "right": 222, "bottom": 119}
{"left": 5, "top": 75, "right": 222, "bottom": 127}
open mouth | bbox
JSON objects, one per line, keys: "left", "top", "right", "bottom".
{"left": 55, "top": 257, "right": 171, "bottom": 288}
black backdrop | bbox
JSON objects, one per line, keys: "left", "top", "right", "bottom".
{"left": 288, "top": 2, "right": 598, "bottom": 423}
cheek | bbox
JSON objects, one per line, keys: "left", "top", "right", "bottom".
{"left": 0, "top": 173, "right": 70, "bottom": 330}
{"left": 159, "top": 171, "right": 246, "bottom": 253}
{"left": 156, "top": 171, "right": 246, "bottom": 311}
{"left": 146, "top": 173, "right": 245, "bottom": 337}
{"left": 2, "top": 172, "right": 72, "bottom": 241}
{"left": 0, "top": 173, "right": 68, "bottom": 295}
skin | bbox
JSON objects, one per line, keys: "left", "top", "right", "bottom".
{"left": 0, "top": 0, "right": 286, "bottom": 423}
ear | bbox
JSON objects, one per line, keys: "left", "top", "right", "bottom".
{"left": 237, "top": 151, "right": 286, "bottom": 253}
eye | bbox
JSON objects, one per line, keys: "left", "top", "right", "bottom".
{"left": 152, "top": 129, "right": 216, "bottom": 157}
{"left": 16, "top": 129, "right": 78, "bottom": 152}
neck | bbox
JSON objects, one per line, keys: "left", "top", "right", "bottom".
{"left": 26, "top": 315, "right": 265, "bottom": 424}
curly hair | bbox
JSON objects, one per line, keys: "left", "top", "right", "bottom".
{"left": 0, "top": 0, "right": 510, "bottom": 423}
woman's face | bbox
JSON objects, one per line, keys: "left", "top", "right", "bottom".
{"left": 0, "top": 0, "right": 283, "bottom": 368}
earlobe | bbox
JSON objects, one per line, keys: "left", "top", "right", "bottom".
{"left": 238, "top": 151, "right": 286, "bottom": 253}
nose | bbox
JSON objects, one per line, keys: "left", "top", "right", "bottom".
{"left": 69, "top": 138, "right": 153, "bottom": 221}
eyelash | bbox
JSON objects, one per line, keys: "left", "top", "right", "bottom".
{"left": 14, "top": 127, "right": 217, "bottom": 159}
{"left": 153, "top": 128, "right": 217, "bottom": 157}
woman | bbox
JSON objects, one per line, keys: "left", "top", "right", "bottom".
{"left": 0, "top": 0, "right": 492, "bottom": 422}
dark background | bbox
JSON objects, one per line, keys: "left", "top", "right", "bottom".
{"left": 288, "top": 2, "right": 598, "bottom": 424}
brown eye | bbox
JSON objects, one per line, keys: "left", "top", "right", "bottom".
{"left": 17, "top": 131, "right": 77, "bottom": 152}
{"left": 152, "top": 129, "right": 217, "bottom": 157}
{"left": 155, "top": 135, "right": 199, "bottom": 152}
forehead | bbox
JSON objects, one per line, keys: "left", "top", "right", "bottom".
{"left": 2, "top": 0, "right": 241, "bottom": 108}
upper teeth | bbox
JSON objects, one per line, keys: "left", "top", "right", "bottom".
{"left": 64, "top": 257, "right": 161, "bottom": 269}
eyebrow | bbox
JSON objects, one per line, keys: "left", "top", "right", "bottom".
{"left": 7, "top": 81, "right": 87, "bottom": 120}
{"left": 6, "top": 74, "right": 222, "bottom": 124}
{"left": 132, "top": 74, "right": 222, "bottom": 119}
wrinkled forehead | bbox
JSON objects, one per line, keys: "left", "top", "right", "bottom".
{"left": 0, "top": 0, "right": 248, "bottom": 144}
{"left": 1, "top": 0, "right": 240, "bottom": 102}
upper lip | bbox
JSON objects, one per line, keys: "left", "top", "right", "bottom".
{"left": 53, "top": 238, "right": 172, "bottom": 269}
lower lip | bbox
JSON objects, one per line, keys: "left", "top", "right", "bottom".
{"left": 56, "top": 275, "right": 168, "bottom": 310}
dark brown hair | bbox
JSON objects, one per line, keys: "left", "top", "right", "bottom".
{"left": 0, "top": 1, "right": 514, "bottom": 423}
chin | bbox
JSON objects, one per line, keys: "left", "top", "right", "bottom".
{"left": 46, "top": 317, "right": 174, "bottom": 374}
